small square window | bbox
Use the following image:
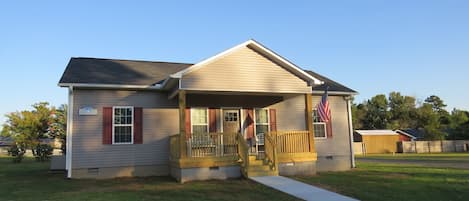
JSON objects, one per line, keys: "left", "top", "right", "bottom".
{"left": 224, "top": 112, "right": 238, "bottom": 122}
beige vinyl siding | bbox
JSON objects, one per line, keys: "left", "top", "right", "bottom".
{"left": 312, "top": 95, "right": 352, "bottom": 171}
{"left": 181, "top": 46, "right": 311, "bottom": 94}
{"left": 72, "top": 89, "right": 179, "bottom": 169}
{"left": 270, "top": 94, "right": 307, "bottom": 131}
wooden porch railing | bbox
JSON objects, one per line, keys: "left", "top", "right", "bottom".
{"left": 264, "top": 133, "right": 278, "bottom": 171}
{"left": 187, "top": 132, "right": 238, "bottom": 157}
{"left": 274, "top": 131, "right": 310, "bottom": 153}
{"left": 236, "top": 133, "right": 249, "bottom": 177}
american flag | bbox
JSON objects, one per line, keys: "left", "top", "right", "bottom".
{"left": 317, "top": 87, "right": 331, "bottom": 122}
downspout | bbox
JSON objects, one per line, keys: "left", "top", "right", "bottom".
{"left": 345, "top": 96, "right": 356, "bottom": 168}
{"left": 66, "top": 86, "right": 74, "bottom": 178}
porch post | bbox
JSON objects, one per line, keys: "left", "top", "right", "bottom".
{"left": 305, "top": 93, "right": 316, "bottom": 153}
{"left": 179, "top": 90, "right": 187, "bottom": 158}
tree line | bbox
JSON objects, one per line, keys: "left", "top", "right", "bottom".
{"left": 1, "top": 102, "right": 66, "bottom": 162}
{"left": 352, "top": 92, "right": 469, "bottom": 140}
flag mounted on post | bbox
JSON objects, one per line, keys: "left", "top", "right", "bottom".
{"left": 317, "top": 87, "right": 331, "bottom": 123}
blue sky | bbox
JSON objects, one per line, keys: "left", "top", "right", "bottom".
{"left": 1, "top": 1, "right": 468, "bottom": 125}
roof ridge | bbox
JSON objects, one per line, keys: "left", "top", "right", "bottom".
{"left": 72, "top": 57, "right": 194, "bottom": 65}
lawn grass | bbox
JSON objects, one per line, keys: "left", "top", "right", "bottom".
{"left": 293, "top": 161, "right": 469, "bottom": 201}
{"left": 0, "top": 156, "right": 298, "bottom": 201}
{"left": 356, "top": 153, "right": 469, "bottom": 162}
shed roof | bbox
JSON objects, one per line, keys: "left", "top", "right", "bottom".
{"left": 355, "top": 130, "right": 399, "bottom": 136}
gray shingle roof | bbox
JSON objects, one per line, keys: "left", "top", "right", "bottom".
{"left": 59, "top": 57, "right": 356, "bottom": 94}
{"left": 305, "top": 70, "right": 357, "bottom": 94}
{"left": 59, "top": 57, "right": 192, "bottom": 85}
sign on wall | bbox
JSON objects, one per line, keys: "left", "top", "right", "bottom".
{"left": 79, "top": 106, "right": 98, "bottom": 116}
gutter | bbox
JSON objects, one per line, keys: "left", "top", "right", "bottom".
{"left": 312, "top": 90, "right": 358, "bottom": 96}
{"left": 58, "top": 83, "right": 165, "bottom": 90}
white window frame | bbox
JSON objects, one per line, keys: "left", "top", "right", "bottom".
{"left": 112, "top": 106, "right": 134, "bottom": 145}
{"left": 254, "top": 108, "right": 270, "bottom": 136}
{"left": 312, "top": 109, "right": 327, "bottom": 139}
{"left": 191, "top": 108, "right": 209, "bottom": 134}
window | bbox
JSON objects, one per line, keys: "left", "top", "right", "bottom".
{"left": 312, "top": 109, "right": 326, "bottom": 138}
{"left": 113, "top": 106, "right": 133, "bottom": 144}
{"left": 224, "top": 111, "right": 238, "bottom": 122}
{"left": 255, "top": 108, "right": 269, "bottom": 137}
{"left": 192, "top": 108, "right": 208, "bottom": 134}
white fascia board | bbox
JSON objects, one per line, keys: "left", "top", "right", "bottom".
{"left": 58, "top": 83, "right": 164, "bottom": 90}
{"left": 247, "top": 39, "right": 323, "bottom": 85}
{"left": 170, "top": 40, "right": 251, "bottom": 79}
{"left": 170, "top": 39, "right": 324, "bottom": 86}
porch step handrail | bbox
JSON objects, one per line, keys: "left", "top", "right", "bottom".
{"left": 265, "top": 132, "right": 278, "bottom": 172}
{"left": 236, "top": 133, "right": 249, "bottom": 177}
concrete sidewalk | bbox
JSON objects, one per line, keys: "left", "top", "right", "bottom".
{"left": 250, "top": 176, "right": 358, "bottom": 201}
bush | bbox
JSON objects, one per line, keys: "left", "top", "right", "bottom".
{"left": 34, "top": 144, "right": 53, "bottom": 162}
{"left": 7, "top": 144, "right": 26, "bottom": 163}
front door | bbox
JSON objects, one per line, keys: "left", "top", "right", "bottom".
{"left": 223, "top": 109, "right": 240, "bottom": 133}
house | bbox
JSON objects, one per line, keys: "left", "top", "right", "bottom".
{"left": 396, "top": 129, "right": 425, "bottom": 141}
{"left": 58, "top": 39, "right": 357, "bottom": 182}
{"left": 354, "top": 130, "right": 399, "bottom": 154}
{"left": 395, "top": 130, "right": 417, "bottom": 141}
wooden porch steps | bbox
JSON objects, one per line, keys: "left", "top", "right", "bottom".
{"left": 245, "top": 156, "right": 278, "bottom": 177}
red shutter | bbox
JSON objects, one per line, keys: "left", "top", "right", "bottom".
{"left": 185, "top": 108, "right": 191, "bottom": 138}
{"left": 133, "top": 107, "right": 143, "bottom": 144}
{"left": 102, "top": 107, "right": 113, "bottom": 144}
{"left": 208, "top": 108, "right": 217, "bottom": 133}
{"left": 326, "top": 118, "right": 333, "bottom": 138}
{"left": 245, "top": 109, "right": 254, "bottom": 139}
{"left": 269, "top": 109, "right": 277, "bottom": 131}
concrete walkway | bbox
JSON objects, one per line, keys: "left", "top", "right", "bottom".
{"left": 250, "top": 176, "right": 358, "bottom": 201}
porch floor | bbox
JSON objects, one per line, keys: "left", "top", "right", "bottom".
{"left": 250, "top": 176, "right": 358, "bottom": 201}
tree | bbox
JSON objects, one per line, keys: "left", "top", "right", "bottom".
{"left": 48, "top": 104, "right": 67, "bottom": 153}
{"left": 1, "top": 102, "right": 67, "bottom": 160}
{"left": 352, "top": 102, "right": 367, "bottom": 130}
{"left": 388, "top": 92, "right": 417, "bottom": 129}
{"left": 448, "top": 109, "right": 469, "bottom": 140}
{"left": 363, "top": 94, "right": 389, "bottom": 129}
{"left": 416, "top": 103, "right": 445, "bottom": 140}
{"left": 425, "top": 95, "right": 451, "bottom": 127}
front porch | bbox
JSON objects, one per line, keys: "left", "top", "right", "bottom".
{"left": 169, "top": 90, "right": 318, "bottom": 183}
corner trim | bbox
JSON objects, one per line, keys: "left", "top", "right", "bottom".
{"left": 66, "top": 86, "right": 74, "bottom": 178}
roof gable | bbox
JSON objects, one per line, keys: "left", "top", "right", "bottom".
{"left": 171, "top": 39, "right": 323, "bottom": 86}
{"left": 179, "top": 45, "right": 313, "bottom": 93}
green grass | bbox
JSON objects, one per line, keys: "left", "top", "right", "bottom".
{"left": 293, "top": 162, "right": 469, "bottom": 201}
{"left": 0, "top": 156, "right": 298, "bottom": 201}
{"left": 356, "top": 153, "right": 469, "bottom": 162}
